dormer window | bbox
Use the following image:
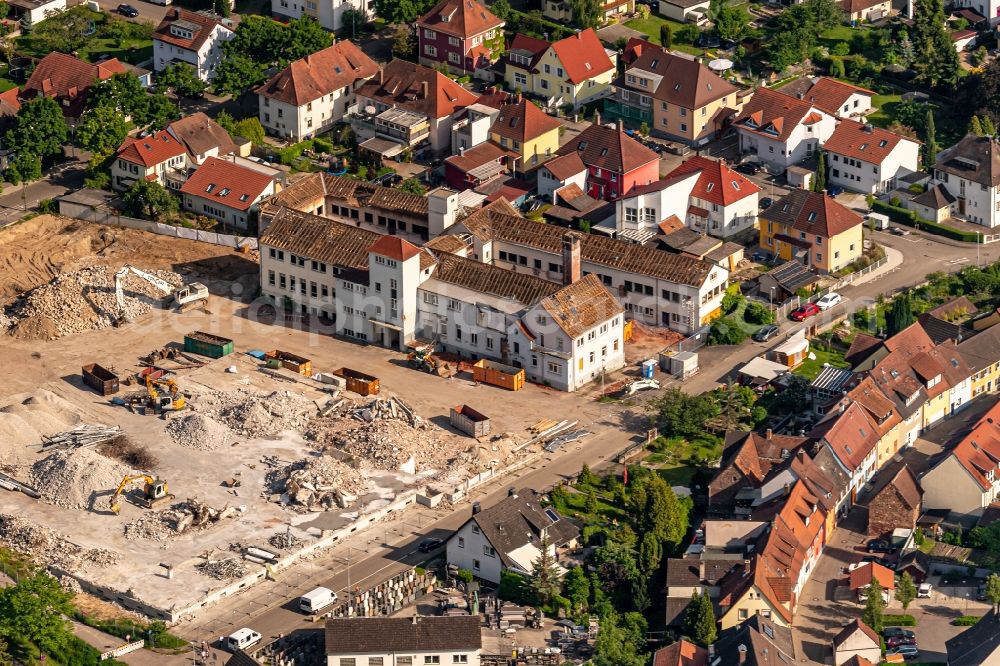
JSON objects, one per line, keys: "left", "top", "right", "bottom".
{"left": 219, "top": 188, "right": 230, "bottom": 197}
{"left": 205, "top": 183, "right": 216, "bottom": 193}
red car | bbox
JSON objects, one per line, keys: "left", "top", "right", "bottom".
{"left": 886, "top": 636, "right": 917, "bottom": 648}
{"left": 789, "top": 302, "right": 820, "bottom": 321}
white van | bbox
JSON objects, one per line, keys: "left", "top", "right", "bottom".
{"left": 299, "top": 586, "right": 338, "bottom": 614}
{"left": 225, "top": 628, "right": 262, "bottom": 652}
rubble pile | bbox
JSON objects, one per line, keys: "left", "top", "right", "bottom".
{"left": 266, "top": 455, "right": 368, "bottom": 512}
{"left": 165, "top": 412, "right": 236, "bottom": 451}
{"left": 2, "top": 265, "right": 183, "bottom": 339}
{"left": 268, "top": 530, "right": 303, "bottom": 550}
{"left": 59, "top": 575, "right": 83, "bottom": 595}
{"left": 123, "top": 499, "right": 240, "bottom": 541}
{"left": 195, "top": 389, "right": 316, "bottom": 438}
{"left": 196, "top": 557, "right": 248, "bottom": 580}
{"left": 0, "top": 514, "right": 120, "bottom": 568}
{"left": 122, "top": 512, "right": 173, "bottom": 542}
{"left": 28, "top": 448, "right": 132, "bottom": 510}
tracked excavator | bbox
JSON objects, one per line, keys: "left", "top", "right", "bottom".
{"left": 109, "top": 474, "right": 174, "bottom": 514}
{"left": 112, "top": 265, "right": 209, "bottom": 324}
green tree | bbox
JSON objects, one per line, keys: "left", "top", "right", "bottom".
{"left": 593, "top": 541, "right": 639, "bottom": 595}
{"left": 570, "top": 0, "right": 602, "bottom": 29}
{"left": 284, "top": 17, "right": 333, "bottom": 61}
{"left": 155, "top": 63, "right": 208, "bottom": 98}
{"left": 6, "top": 96, "right": 67, "bottom": 160}
{"left": 592, "top": 611, "right": 646, "bottom": 666}
{"left": 400, "top": 178, "right": 426, "bottom": 195}
{"left": 25, "top": 5, "right": 93, "bottom": 54}
{"left": 491, "top": 0, "right": 511, "bottom": 19}
{"left": 374, "top": 0, "right": 435, "bottom": 24}
{"left": 829, "top": 58, "right": 846, "bottom": 79}
{"left": 529, "top": 536, "right": 562, "bottom": 607}
{"left": 895, "top": 571, "right": 917, "bottom": 612}
{"left": 0, "top": 571, "right": 74, "bottom": 655}
{"left": 985, "top": 573, "right": 1000, "bottom": 611}
{"left": 638, "top": 532, "right": 663, "bottom": 575}
{"left": 709, "top": 0, "right": 749, "bottom": 41}
{"left": 862, "top": 578, "right": 885, "bottom": 634}
{"left": 985, "top": 115, "right": 997, "bottom": 137}
{"left": 122, "top": 179, "right": 178, "bottom": 220}
{"left": 649, "top": 387, "right": 721, "bottom": 439}
{"left": 5, "top": 152, "right": 41, "bottom": 185}
{"left": 813, "top": 151, "right": 826, "bottom": 192}
{"left": 910, "top": 0, "right": 960, "bottom": 88}
{"left": 233, "top": 118, "right": 266, "bottom": 145}
{"left": 563, "top": 566, "right": 590, "bottom": 612}
{"left": 225, "top": 14, "right": 286, "bottom": 63}
{"left": 139, "top": 94, "right": 181, "bottom": 129}
{"left": 888, "top": 294, "right": 913, "bottom": 336}
{"left": 75, "top": 105, "right": 131, "bottom": 157}
{"left": 660, "top": 23, "right": 673, "bottom": 49}
{"left": 392, "top": 25, "right": 416, "bottom": 59}
{"left": 87, "top": 72, "right": 148, "bottom": 116}
{"left": 215, "top": 109, "right": 236, "bottom": 134}
{"left": 213, "top": 54, "right": 267, "bottom": 97}
{"left": 971, "top": 115, "right": 985, "bottom": 136}
{"left": 578, "top": 463, "right": 599, "bottom": 486}
{"left": 629, "top": 473, "right": 689, "bottom": 551}
{"left": 925, "top": 108, "right": 938, "bottom": 169}
{"left": 683, "top": 590, "right": 717, "bottom": 646}
{"left": 340, "top": 7, "right": 366, "bottom": 37}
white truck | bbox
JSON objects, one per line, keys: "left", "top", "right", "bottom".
{"left": 299, "top": 586, "right": 338, "bottom": 614}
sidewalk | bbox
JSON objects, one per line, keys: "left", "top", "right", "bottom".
{"left": 850, "top": 245, "right": 904, "bottom": 288}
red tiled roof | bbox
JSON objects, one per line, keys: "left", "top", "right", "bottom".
{"left": 651, "top": 639, "right": 708, "bottom": 666}
{"left": 843, "top": 657, "right": 876, "bottom": 666}
{"left": 555, "top": 120, "right": 658, "bottom": 175}
{"left": 736, "top": 86, "right": 827, "bottom": 142}
{"left": 475, "top": 86, "right": 514, "bottom": 109}
{"left": 825, "top": 119, "right": 918, "bottom": 165}
{"left": 491, "top": 96, "right": 561, "bottom": 143}
{"left": 153, "top": 7, "right": 231, "bottom": 52}
{"left": 368, "top": 235, "right": 423, "bottom": 261}
{"left": 952, "top": 29, "right": 978, "bottom": 41}
{"left": 762, "top": 189, "right": 863, "bottom": 240}
{"left": 841, "top": 0, "right": 887, "bottom": 13}
{"left": 812, "top": 402, "right": 879, "bottom": 472}
{"left": 659, "top": 215, "right": 684, "bottom": 234}
{"left": 0, "top": 87, "right": 20, "bottom": 116}
{"left": 666, "top": 155, "right": 760, "bottom": 207}
{"left": 621, "top": 37, "right": 660, "bottom": 66}
{"left": 257, "top": 41, "right": 379, "bottom": 107}
{"left": 780, "top": 77, "right": 875, "bottom": 117}
{"left": 445, "top": 140, "right": 512, "bottom": 172}
{"left": 180, "top": 157, "right": 274, "bottom": 211}
{"left": 356, "top": 60, "right": 478, "bottom": 120}
{"left": 849, "top": 562, "right": 895, "bottom": 591}
{"left": 116, "top": 129, "right": 187, "bottom": 168}
{"left": 626, "top": 48, "right": 738, "bottom": 110}
{"left": 549, "top": 29, "right": 614, "bottom": 85}
{"left": 942, "top": 400, "right": 1000, "bottom": 492}
{"left": 846, "top": 376, "right": 900, "bottom": 437}
{"left": 416, "top": 0, "right": 503, "bottom": 38}
{"left": 24, "top": 52, "right": 126, "bottom": 103}
{"left": 541, "top": 152, "right": 586, "bottom": 180}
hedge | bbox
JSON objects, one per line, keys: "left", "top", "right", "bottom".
{"left": 883, "top": 613, "right": 917, "bottom": 626}
{"left": 871, "top": 200, "right": 981, "bottom": 243}
{"left": 952, "top": 615, "right": 984, "bottom": 626}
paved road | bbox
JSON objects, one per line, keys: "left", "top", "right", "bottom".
{"left": 93, "top": 0, "right": 170, "bottom": 26}
{"left": 0, "top": 160, "right": 86, "bottom": 230}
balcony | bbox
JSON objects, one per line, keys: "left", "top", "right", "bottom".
{"left": 603, "top": 99, "right": 651, "bottom": 126}
{"left": 348, "top": 107, "right": 431, "bottom": 148}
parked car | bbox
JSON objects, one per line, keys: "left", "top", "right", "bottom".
{"left": 885, "top": 645, "right": 920, "bottom": 660}
{"left": 861, "top": 555, "right": 893, "bottom": 567}
{"left": 417, "top": 538, "right": 444, "bottom": 553}
{"left": 759, "top": 196, "right": 774, "bottom": 210}
{"left": 884, "top": 628, "right": 916, "bottom": 640}
{"left": 752, "top": 324, "right": 780, "bottom": 342}
{"left": 117, "top": 3, "right": 139, "bottom": 16}
{"left": 887, "top": 635, "right": 917, "bottom": 648}
{"left": 868, "top": 539, "right": 894, "bottom": 553}
{"left": 816, "top": 292, "right": 842, "bottom": 310}
{"left": 735, "top": 162, "right": 761, "bottom": 175}
{"left": 826, "top": 184, "right": 845, "bottom": 197}
{"left": 890, "top": 226, "right": 911, "bottom": 236}
{"left": 918, "top": 583, "right": 932, "bottom": 598}
{"left": 789, "top": 302, "right": 820, "bottom": 321}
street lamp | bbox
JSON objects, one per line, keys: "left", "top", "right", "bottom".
{"left": 769, "top": 286, "right": 775, "bottom": 308}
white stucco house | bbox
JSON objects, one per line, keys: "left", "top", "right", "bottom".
{"left": 325, "top": 616, "right": 482, "bottom": 666}
{"left": 180, "top": 157, "right": 276, "bottom": 231}
{"left": 152, "top": 8, "right": 234, "bottom": 82}
{"left": 824, "top": 120, "right": 921, "bottom": 195}
{"left": 271, "top": 0, "right": 370, "bottom": 33}
{"left": 933, "top": 133, "right": 1000, "bottom": 228}
{"left": 735, "top": 87, "right": 837, "bottom": 172}
{"left": 664, "top": 155, "right": 761, "bottom": 239}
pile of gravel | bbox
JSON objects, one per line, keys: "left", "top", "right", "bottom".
{"left": 28, "top": 448, "right": 131, "bottom": 511}
{"left": 165, "top": 413, "right": 236, "bottom": 451}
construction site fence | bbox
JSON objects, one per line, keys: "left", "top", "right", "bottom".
{"left": 57, "top": 201, "right": 258, "bottom": 251}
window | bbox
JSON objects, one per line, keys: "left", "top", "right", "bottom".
{"left": 458, "top": 537, "right": 465, "bottom": 548}
{"left": 448, "top": 36, "right": 460, "bottom": 46}
{"left": 547, "top": 361, "right": 561, "bottom": 373}
{"left": 470, "top": 333, "right": 479, "bottom": 345}
{"left": 472, "top": 559, "right": 480, "bottom": 571}
{"left": 368, "top": 660, "right": 384, "bottom": 666}
{"left": 514, "top": 72, "right": 527, "bottom": 86}
{"left": 484, "top": 545, "right": 496, "bottom": 557}
{"left": 425, "top": 45, "right": 437, "bottom": 56}
{"left": 424, "top": 658, "right": 441, "bottom": 665}
{"left": 448, "top": 51, "right": 461, "bottom": 64}
{"left": 454, "top": 657, "right": 469, "bottom": 664}
{"left": 424, "top": 28, "right": 436, "bottom": 38}
{"left": 472, "top": 525, "right": 480, "bottom": 534}
{"left": 340, "top": 660, "right": 356, "bottom": 666}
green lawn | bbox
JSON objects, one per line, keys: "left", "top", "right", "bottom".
{"left": 868, "top": 93, "right": 904, "bottom": 127}
{"left": 0, "top": 65, "right": 17, "bottom": 93}
{"left": 658, "top": 464, "right": 697, "bottom": 487}
{"left": 624, "top": 15, "right": 703, "bottom": 56}
{"left": 17, "top": 34, "right": 153, "bottom": 65}
{"left": 793, "top": 345, "right": 850, "bottom": 381}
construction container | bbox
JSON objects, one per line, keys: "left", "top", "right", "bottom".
{"left": 660, "top": 351, "right": 699, "bottom": 379}
{"left": 472, "top": 359, "right": 524, "bottom": 391}
{"left": 450, "top": 405, "right": 491, "bottom": 437}
{"left": 334, "top": 368, "right": 380, "bottom": 396}
{"left": 183, "top": 331, "right": 234, "bottom": 359}
{"left": 82, "top": 364, "right": 119, "bottom": 395}
{"left": 265, "top": 350, "right": 312, "bottom": 376}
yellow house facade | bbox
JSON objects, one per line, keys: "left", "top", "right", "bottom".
{"left": 758, "top": 190, "right": 864, "bottom": 274}
{"left": 505, "top": 29, "right": 616, "bottom": 109}
{"left": 488, "top": 96, "right": 562, "bottom": 170}
{"left": 719, "top": 585, "right": 789, "bottom": 630}
{"left": 491, "top": 126, "right": 560, "bottom": 169}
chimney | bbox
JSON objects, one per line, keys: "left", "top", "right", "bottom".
{"left": 863, "top": 123, "right": 874, "bottom": 133}
{"left": 472, "top": 501, "right": 481, "bottom": 515}
{"left": 378, "top": 68, "right": 384, "bottom": 85}
{"left": 508, "top": 487, "right": 517, "bottom": 498}
{"left": 617, "top": 118, "right": 624, "bottom": 133}
{"left": 459, "top": 146, "right": 465, "bottom": 156}
{"left": 421, "top": 80, "right": 429, "bottom": 99}
{"left": 797, "top": 449, "right": 806, "bottom": 462}
{"left": 594, "top": 110, "right": 601, "bottom": 126}
{"left": 738, "top": 644, "right": 748, "bottom": 663}
{"left": 766, "top": 428, "right": 772, "bottom": 440}
{"left": 561, "top": 233, "right": 581, "bottom": 285}
{"left": 411, "top": 616, "right": 418, "bottom": 625}
{"left": 783, "top": 482, "right": 791, "bottom": 496}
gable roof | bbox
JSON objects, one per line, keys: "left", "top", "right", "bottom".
{"left": 665, "top": 155, "right": 760, "bottom": 206}
{"left": 824, "top": 119, "right": 917, "bottom": 165}
{"left": 325, "top": 616, "right": 481, "bottom": 654}
{"left": 849, "top": 562, "right": 895, "bottom": 590}
{"left": 762, "top": 189, "right": 863, "bottom": 239}
{"left": 719, "top": 430, "right": 809, "bottom": 484}
{"left": 536, "top": 274, "right": 623, "bottom": 339}
{"left": 810, "top": 402, "right": 879, "bottom": 472}
{"left": 259, "top": 205, "right": 380, "bottom": 271}
{"left": 541, "top": 151, "right": 587, "bottom": 180}
{"left": 167, "top": 112, "right": 238, "bottom": 159}
{"left": 845, "top": 376, "right": 900, "bottom": 436}
{"left": 869, "top": 464, "right": 922, "bottom": 511}
{"left": 153, "top": 7, "right": 231, "bottom": 52}
{"left": 458, "top": 198, "right": 717, "bottom": 287}
{"left": 368, "top": 235, "right": 422, "bottom": 262}
{"left": 431, "top": 252, "right": 560, "bottom": 305}
{"left": 555, "top": 120, "right": 658, "bottom": 175}
{"left": 736, "top": 86, "right": 827, "bottom": 142}
{"left": 467, "top": 489, "right": 579, "bottom": 568}
{"left": 416, "top": 0, "right": 503, "bottom": 38}
{"left": 356, "top": 60, "right": 478, "bottom": 119}
{"left": 23, "top": 52, "right": 126, "bottom": 105}
{"left": 548, "top": 29, "right": 615, "bottom": 85}
{"left": 445, "top": 140, "right": 512, "bottom": 173}
{"left": 778, "top": 76, "right": 874, "bottom": 117}
{"left": 946, "top": 608, "right": 1000, "bottom": 666}
{"left": 625, "top": 48, "right": 737, "bottom": 109}
{"left": 180, "top": 157, "right": 274, "bottom": 211}
{"left": 651, "top": 639, "right": 708, "bottom": 666}
{"left": 502, "top": 33, "right": 550, "bottom": 73}
{"left": 116, "top": 129, "right": 187, "bottom": 168}
{"left": 845, "top": 333, "right": 885, "bottom": 368}
{"left": 912, "top": 182, "right": 956, "bottom": 209}
{"left": 0, "top": 87, "right": 20, "bottom": 117}
{"left": 490, "top": 96, "right": 562, "bottom": 143}
{"left": 834, "top": 619, "right": 880, "bottom": 650}
{"left": 937, "top": 399, "right": 1000, "bottom": 492}
{"left": 936, "top": 133, "right": 1000, "bottom": 187}
{"left": 257, "top": 41, "right": 379, "bottom": 107}
{"left": 713, "top": 616, "right": 796, "bottom": 666}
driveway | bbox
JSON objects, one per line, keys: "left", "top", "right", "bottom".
{"left": 93, "top": 0, "right": 170, "bottom": 25}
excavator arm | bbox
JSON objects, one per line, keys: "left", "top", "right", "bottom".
{"left": 113, "top": 265, "right": 174, "bottom": 322}
{"left": 109, "top": 474, "right": 155, "bottom": 514}
{"left": 109, "top": 474, "right": 170, "bottom": 514}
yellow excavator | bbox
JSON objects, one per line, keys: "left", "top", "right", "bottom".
{"left": 144, "top": 375, "right": 186, "bottom": 412}
{"left": 109, "top": 474, "right": 174, "bottom": 514}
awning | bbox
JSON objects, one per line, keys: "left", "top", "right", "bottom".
{"left": 370, "top": 319, "right": 402, "bottom": 331}
{"left": 358, "top": 137, "right": 404, "bottom": 157}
